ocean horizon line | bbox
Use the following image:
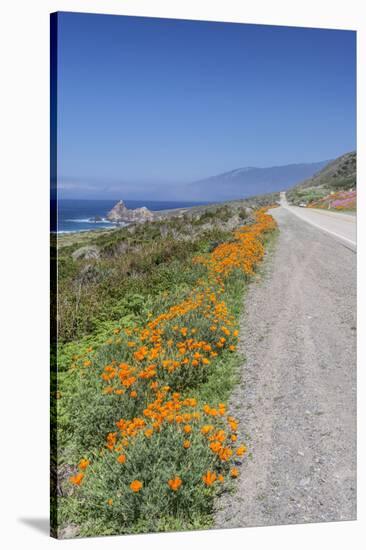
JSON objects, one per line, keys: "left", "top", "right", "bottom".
{"left": 53, "top": 198, "right": 211, "bottom": 233}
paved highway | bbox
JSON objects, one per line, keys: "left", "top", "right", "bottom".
{"left": 279, "top": 192, "right": 356, "bottom": 250}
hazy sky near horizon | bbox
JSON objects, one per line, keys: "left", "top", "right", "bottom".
{"left": 55, "top": 12, "right": 356, "bottom": 198}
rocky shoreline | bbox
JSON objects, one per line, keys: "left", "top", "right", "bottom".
{"left": 106, "top": 200, "right": 154, "bottom": 224}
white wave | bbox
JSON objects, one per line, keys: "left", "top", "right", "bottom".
{"left": 65, "top": 217, "right": 114, "bottom": 224}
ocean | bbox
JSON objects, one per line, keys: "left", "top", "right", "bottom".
{"left": 53, "top": 199, "right": 208, "bottom": 233}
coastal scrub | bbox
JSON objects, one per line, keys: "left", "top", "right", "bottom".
{"left": 55, "top": 205, "right": 277, "bottom": 537}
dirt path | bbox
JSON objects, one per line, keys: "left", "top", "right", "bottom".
{"left": 215, "top": 206, "right": 356, "bottom": 528}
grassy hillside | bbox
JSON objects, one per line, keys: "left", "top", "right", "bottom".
{"left": 286, "top": 152, "right": 356, "bottom": 206}
{"left": 52, "top": 194, "right": 278, "bottom": 537}
{"left": 53, "top": 193, "right": 279, "bottom": 352}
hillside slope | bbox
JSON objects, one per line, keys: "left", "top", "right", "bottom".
{"left": 287, "top": 152, "right": 356, "bottom": 205}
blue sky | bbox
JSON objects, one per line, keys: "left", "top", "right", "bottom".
{"left": 55, "top": 12, "right": 356, "bottom": 199}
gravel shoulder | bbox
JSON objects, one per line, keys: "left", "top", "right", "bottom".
{"left": 215, "top": 206, "right": 356, "bottom": 528}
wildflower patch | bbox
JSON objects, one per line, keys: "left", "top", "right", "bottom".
{"left": 59, "top": 207, "right": 277, "bottom": 536}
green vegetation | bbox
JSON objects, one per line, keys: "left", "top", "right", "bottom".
{"left": 286, "top": 187, "right": 329, "bottom": 206}
{"left": 52, "top": 196, "right": 278, "bottom": 538}
{"left": 53, "top": 194, "right": 279, "bottom": 363}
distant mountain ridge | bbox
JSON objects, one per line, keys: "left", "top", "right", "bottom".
{"left": 57, "top": 158, "right": 340, "bottom": 202}
{"left": 186, "top": 160, "right": 330, "bottom": 201}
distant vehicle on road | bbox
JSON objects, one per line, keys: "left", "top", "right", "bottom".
{"left": 299, "top": 202, "right": 307, "bottom": 207}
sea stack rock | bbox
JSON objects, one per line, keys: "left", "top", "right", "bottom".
{"left": 129, "top": 206, "right": 154, "bottom": 222}
{"left": 106, "top": 200, "right": 129, "bottom": 222}
{"left": 106, "top": 200, "right": 154, "bottom": 223}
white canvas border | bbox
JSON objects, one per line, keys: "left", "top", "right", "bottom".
{"left": 0, "top": 1, "right": 364, "bottom": 548}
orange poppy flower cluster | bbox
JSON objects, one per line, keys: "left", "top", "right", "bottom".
{"left": 70, "top": 207, "right": 276, "bottom": 504}
{"left": 70, "top": 386, "right": 247, "bottom": 490}
{"left": 100, "top": 386, "right": 246, "bottom": 491}
{"left": 69, "top": 457, "right": 90, "bottom": 485}
{"left": 98, "top": 285, "right": 238, "bottom": 398}
{"left": 195, "top": 208, "right": 277, "bottom": 280}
